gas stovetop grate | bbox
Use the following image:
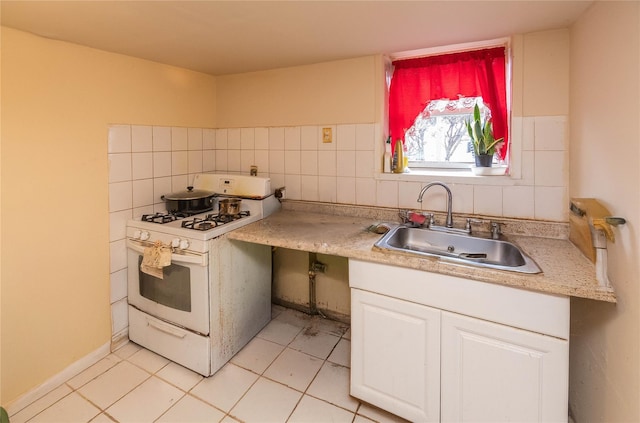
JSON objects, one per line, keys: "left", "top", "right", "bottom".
{"left": 141, "top": 212, "right": 195, "bottom": 224}
{"left": 181, "top": 211, "right": 251, "bottom": 231}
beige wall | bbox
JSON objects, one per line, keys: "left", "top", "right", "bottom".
{"left": 568, "top": 2, "right": 640, "bottom": 421}
{"left": 216, "top": 56, "right": 378, "bottom": 128}
{"left": 0, "top": 27, "right": 217, "bottom": 405}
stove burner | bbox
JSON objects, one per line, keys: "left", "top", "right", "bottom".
{"left": 181, "top": 210, "right": 251, "bottom": 231}
{"left": 141, "top": 212, "right": 191, "bottom": 224}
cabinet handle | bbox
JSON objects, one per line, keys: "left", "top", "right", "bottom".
{"left": 147, "top": 319, "right": 187, "bottom": 339}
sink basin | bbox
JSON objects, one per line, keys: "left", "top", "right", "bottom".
{"left": 374, "top": 225, "right": 541, "bottom": 274}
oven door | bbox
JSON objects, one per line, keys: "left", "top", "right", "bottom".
{"left": 127, "top": 240, "right": 209, "bottom": 335}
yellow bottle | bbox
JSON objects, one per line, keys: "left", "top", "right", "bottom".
{"left": 393, "top": 139, "right": 405, "bottom": 173}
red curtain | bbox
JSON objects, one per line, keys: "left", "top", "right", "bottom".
{"left": 389, "top": 47, "right": 508, "bottom": 158}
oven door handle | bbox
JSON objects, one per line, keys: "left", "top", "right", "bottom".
{"left": 126, "top": 239, "right": 207, "bottom": 266}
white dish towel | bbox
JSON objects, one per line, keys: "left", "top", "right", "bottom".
{"left": 141, "top": 241, "right": 172, "bottom": 279}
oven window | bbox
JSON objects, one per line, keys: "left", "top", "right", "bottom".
{"left": 138, "top": 257, "right": 192, "bottom": 312}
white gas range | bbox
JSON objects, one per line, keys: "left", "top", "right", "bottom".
{"left": 126, "top": 173, "right": 280, "bottom": 376}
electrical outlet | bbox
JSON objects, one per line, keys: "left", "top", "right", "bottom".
{"left": 250, "top": 165, "right": 258, "bottom": 176}
{"left": 322, "top": 127, "right": 333, "bottom": 143}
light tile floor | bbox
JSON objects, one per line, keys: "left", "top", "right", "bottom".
{"left": 9, "top": 306, "right": 409, "bottom": 423}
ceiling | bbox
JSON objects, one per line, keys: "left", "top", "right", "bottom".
{"left": 1, "top": 1, "right": 593, "bottom": 76}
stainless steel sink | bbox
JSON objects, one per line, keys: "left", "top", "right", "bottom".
{"left": 374, "top": 225, "right": 541, "bottom": 274}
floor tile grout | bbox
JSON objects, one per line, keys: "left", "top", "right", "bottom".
{"left": 16, "top": 307, "right": 400, "bottom": 423}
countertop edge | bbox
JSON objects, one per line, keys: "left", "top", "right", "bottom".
{"left": 228, "top": 209, "right": 617, "bottom": 304}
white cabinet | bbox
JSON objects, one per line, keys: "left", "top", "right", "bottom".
{"left": 349, "top": 259, "right": 569, "bottom": 423}
{"left": 440, "top": 312, "right": 568, "bottom": 423}
{"left": 351, "top": 288, "right": 441, "bottom": 422}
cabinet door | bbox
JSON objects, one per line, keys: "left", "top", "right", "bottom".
{"left": 351, "top": 288, "right": 441, "bottom": 422}
{"left": 441, "top": 312, "right": 568, "bottom": 423}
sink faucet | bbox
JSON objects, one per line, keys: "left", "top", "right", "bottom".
{"left": 417, "top": 182, "right": 453, "bottom": 228}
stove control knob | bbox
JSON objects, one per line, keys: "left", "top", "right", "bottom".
{"left": 179, "top": 239, "right": 190, "bottom": 250}
{"left": 171, "top": 238, "right": 181, "bottom": 248}
{"left": 133, "top": 230, "right": 142, "bottom": 239}
{"left": 139, "top": 231, "right": 150, "bottom": 241}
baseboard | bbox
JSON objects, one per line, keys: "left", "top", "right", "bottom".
{"left": 111, "top": 328, "right": 129, "bottom": 351}
{"left": 5, "top": 342, "right": 110, "bottom": 416}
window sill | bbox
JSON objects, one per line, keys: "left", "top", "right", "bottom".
{"left": 377, "top": 167, "right": 519, "bottom": 186}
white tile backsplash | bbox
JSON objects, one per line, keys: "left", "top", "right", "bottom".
{"left": 188, "top": 150, "right": 203, "bottom": 174}
{"left": 109, "top": 240, "right": 127, "bottom": 273}
{"left": 301, "top": 126, "right": 318, "bottom": 150}
{"left": 285, "top": 150, "right": 302, "bottom": 175}
{"left": 171, "top": 151, "right": 188, "bottom": 175}
{"left": 241, "top": 150, "right": 255, "bottom": 173}
{"left": 318, "top": 176, "right": 337, "bottom": 202}
{"left": 300, "top": 151, "right": 318, "bottom": 176}
{"left": 355, "top": 177, "right": 376, "bottom": 205}
{"left": 450, "top": 184, "right": 475, "bottom": 215}
{"left": 535, "top": 116, "right": 568, "bottom": 151}
{"left": 131, "top": 125, "right": 152, "bottom": 152}
{"left": 109, "top": 181, "right": 132, "bottom": 212}
{"left": 355, "top": 124, "right": 375, "bottom": 151}
{"left": 152, "top": 126, "right": 171, "bottom": 151}
{"left": 215, "top": 129, "right": 229, "bottom": 150}
{"left": 269, "top": 150, "right": 285, "bottom": 174}
{"left": 109, "top": 209, "right": 131, "bottom": 242}
{"left": 110, "top": 268, "right": 128, "bottom": 304}
{"left": 215, "top": 149, "right": 228, "bottom": 171}
{"left": 171, "top": 127, "right": 188, "bottom": 151}
{"left": 284, "top": 174, "right": 302, "bottom": 200}
{"left": 109, "top": 153, "right": 132, "bottom": 183}
{"left": 355, "top": 151, "right": 375, "bottom": 178}
{"left": 132, "top": 179, "right": 154, "bottom": 208}
{"left": 203, "top": 128, "right": 216, "bottom": 150}
{"left": 336, "top": 151, "right": 356, "bottom": 177}
{"left": 398, "top": 181, "right": 422, "bottom": 209}
{"left": 255, "top": 128, "right": 269, "bottom": 150}
{"left": 203, "top": 150, "right": 216, "bottom": 172}
{"left": 318, "top": 151, "right": 337, "bottom": 176}
{"left": 108, "top": 117, "right": 569, "bottom": 341}
{"left": 301, "top": 175, "right": 319, "bottom": 201}
{"left": 535, "top": 150, "right": 566, "bottom": 187}
{"left": 376, "top": 180, "right": 398, "bottom": 208}
{"left": 153, "top": 177, "right": 172, "bottom": 204}
{"left": 108, "top": 125, "right": 131, "bottom": 153}
{"left": 535, "top": 186, "right": 567, "bottom": 221}
{"left": 153, "top": 152, "right": 172, "bottom": 177}
{"left": 473, "top": 185, "right": 503, "bottom": 217}
{"left": 228, "top": 128, "right": 241, "bottom": 148}
{"left": 188, "top": 128, "right": 203, "bottom": 151}
{"left": 503, "top": 186, "right": 536, "bottom": 219}
{"left": 240, "top": 128, "right": 255, "bottom": 150}
{"left": 285, "top": 127, "right": 301, "bottom": 151}
{"left": 254, "top": 150, "right": 270, "bottom": 175}
{"left": 132, "top": 152, "right": 153, "bottom": 180}
{"left": 336, "top": 177, "right": 356, "bottom": 204}
{"left": 269, "top": 127, "right": 285, "bottom": 150}
{"left": 337, "top": 124, "right": 356, "bottom": 150}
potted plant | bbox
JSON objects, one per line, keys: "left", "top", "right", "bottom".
{"left": 465, "top": 104, "right": 504, "bottom": 167}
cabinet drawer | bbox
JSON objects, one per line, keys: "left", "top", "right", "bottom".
{"left": 128, "top": 305, "right": 211, "bottom": 376}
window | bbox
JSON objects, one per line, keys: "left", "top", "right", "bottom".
{"left": 389, "top": 45, "right": 509, "bottom": 170}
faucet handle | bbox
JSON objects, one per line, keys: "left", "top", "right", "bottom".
{"left": 465, "top": 218, "right": 485, "bottom": 233}
{"left": 490, "top": 221, "right": 504, "bottom": 239}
